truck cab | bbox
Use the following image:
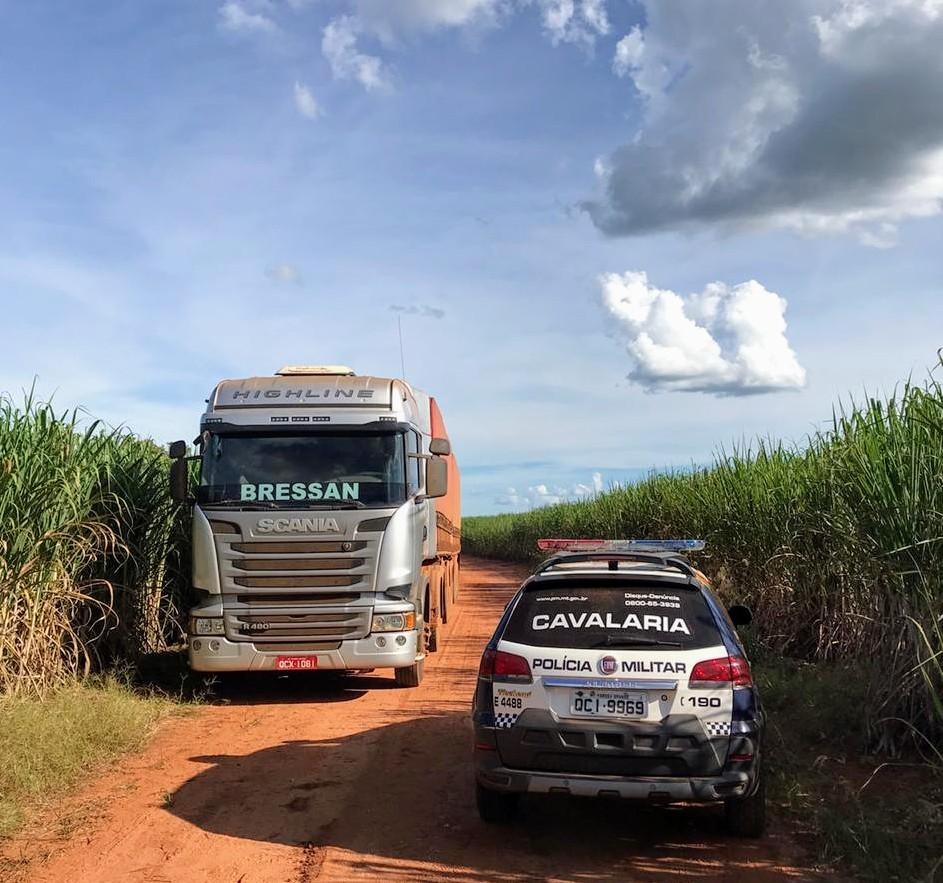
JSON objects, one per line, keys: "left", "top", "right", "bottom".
{"left": 169, "top": 366, "right": 461, "bottom": 687}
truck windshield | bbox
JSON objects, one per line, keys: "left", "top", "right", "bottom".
{"left": 198, "top": 432, "right": 406, "bottom": 508}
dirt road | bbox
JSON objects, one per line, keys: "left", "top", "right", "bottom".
{"left": 2, "top": 558, "right": 824, "bottom": 883}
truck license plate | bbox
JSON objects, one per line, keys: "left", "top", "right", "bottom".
{"left": 570, "top": 689, "right": 646, "bottom": 718}
{"left": 275, "top": 656, "right": 318, "bottom": 671}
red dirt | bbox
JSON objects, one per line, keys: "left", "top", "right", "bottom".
{"left": 1, "top": 558, "right": 827, "bottom": 882}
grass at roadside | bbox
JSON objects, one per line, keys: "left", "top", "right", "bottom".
{"left": 0, "top": 675, "right": 181, "bottom": 838}
{"left": 754, "top": 645, "right": 943, "bottom": 882}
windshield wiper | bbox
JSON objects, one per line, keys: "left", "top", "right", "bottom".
{"left": 200, "top": 500, "right": 367, "bottom": 510}
{"left": 300, "top": 501, "right": 366, "bottom": 509}
{"left": 201, "top": 500, "right": 283, "bottom": 510}
{"left": 592, "top": 636, "right": 684, "bottom": 648}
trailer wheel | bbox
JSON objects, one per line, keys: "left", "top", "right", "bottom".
{"left": 452, "top": 557, "right": 461, "bottom": 605}
{"left": 440, "top": 579, "right": 449, "bottom": 626}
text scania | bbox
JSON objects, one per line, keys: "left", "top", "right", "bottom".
{"left": 240, "top": 482, "right": 360, "bottom": 502}
{"left": 256, "top": 517, "right": 340, "bottom": 533}
{"left": 531, "top": 612, "right": 691, "bottom": 635}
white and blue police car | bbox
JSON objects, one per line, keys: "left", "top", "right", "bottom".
{"left": 472, "top": 540, "right": 766, "bottom": 837}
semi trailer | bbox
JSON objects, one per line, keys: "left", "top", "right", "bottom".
{"left": 169, "top": 365, "right": 461, "bottom": 687}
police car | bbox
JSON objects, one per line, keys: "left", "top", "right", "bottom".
{"left": 472, "top": 539, "right": 766, "bottom": 837}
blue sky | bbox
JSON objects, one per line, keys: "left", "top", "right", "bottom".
{"left": 1, "top": 0, "right": 941, "bottom": 515}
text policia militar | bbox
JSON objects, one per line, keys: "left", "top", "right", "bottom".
{"left": 530, "top": 658, "right": 688, "bottom": 673}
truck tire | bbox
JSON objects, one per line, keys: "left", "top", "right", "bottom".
{"left": 440, "top": 580, "right": 449, "bottom": 625}
{"left": 724, "top": 775, "right": 766, "bottom": 838}
{"left": 475, "top": 782, "right": 519, "bottom": 824}
{"left": 394, "top": 656, "right": 424, "bottom": 687}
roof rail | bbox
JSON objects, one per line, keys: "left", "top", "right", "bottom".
{"left": 537, "top": 539, "right": 705, "bottom": 553}
{"left": 533, "top": 550, "right": 698, "bottom": 580}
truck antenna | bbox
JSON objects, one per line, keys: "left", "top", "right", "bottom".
{"left": 397, "top": 314, "right": 406, "bottom": 380}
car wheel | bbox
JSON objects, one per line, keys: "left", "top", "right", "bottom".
{"left": 724, "top": 775, "right": 766, "bottom": 838}
{"left": 476, "top": 782, "right": 519, "bottom": 824}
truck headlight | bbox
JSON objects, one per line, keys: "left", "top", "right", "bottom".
{"left": 371, "top": 612, "right": 416, "bottom": 633}
{"left": 190, "top": 617, "right": 225, "bottom": 636}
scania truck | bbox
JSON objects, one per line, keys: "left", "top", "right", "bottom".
{"left": 169, "top": 366, "right": 461, "bottom": 687}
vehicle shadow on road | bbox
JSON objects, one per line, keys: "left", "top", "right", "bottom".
{"left": 164, "top": 712, "right": 819, "bottom": 883}
{"left": 199, "top": 670, "right": 398, "bottom": 706}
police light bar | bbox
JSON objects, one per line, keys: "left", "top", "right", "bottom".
{"left": 537, "top": 539, "right": 706, "bottom": 553}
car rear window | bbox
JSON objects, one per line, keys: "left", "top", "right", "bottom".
{"left": 501, "top": 581, "right": 722, "bottom": 650}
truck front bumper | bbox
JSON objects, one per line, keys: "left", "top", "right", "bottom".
{"left": 188, "top": 630, "right": 420, "bottom": 672}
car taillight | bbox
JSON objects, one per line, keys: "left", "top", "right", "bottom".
{"left": 689, "top": 655, "right": 752, "bottom": 687}
{"left": 478, "top": 649, "right": 532, "bottom": 683}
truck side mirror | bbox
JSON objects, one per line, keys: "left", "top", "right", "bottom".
{"left": 429, "top": 437, "right": 451, "bottom": 456}
{"left": 728, "top": 604, "right": 752, "bottom": 627}
{"left": 170, "top": 458, "right": 189, "bottom": 503}
{"left": 425, "top": 457, "right": 448, "bottom": 498}
{"left": 169, "top": 440, "right": 187, "bottom": 459}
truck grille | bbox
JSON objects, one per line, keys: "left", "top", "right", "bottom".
{"left": 227, "top": 610, "right": 371, "bottom": 642}
{"left": 232, "top": 557, "right": 364, "bottom": 571}
{"left": 216, "top": 531, "right": 380, "bottom": 642}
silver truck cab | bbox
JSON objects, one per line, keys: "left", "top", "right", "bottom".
{"left": 170, "top": 366, "right": 454, "bottom": 687}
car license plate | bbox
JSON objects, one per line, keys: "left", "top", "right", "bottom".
{"left": 275, "top": 656, "right": 318, "bottom": 671}
{"left": 570, "top": 689, "right": 646, "bottom": 718}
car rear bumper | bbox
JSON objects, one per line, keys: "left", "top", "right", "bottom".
{"left": 188, "top": 630, "right": 420, "bottom": 672}
{"left": 476, "top": 763, "right": 752, "bottom": 802}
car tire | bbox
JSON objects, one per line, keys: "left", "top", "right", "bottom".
{"left": 476, "top": 782, "right": 519, "bottom": 824}
{"left": 724, "top": 775, "right": 766, "bottom": 838}
{"left": 394, "top": 656, "right": 424, "bottom": 688}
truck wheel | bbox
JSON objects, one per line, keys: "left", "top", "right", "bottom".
{"left": 394, "top": 656, "right": 424, "bottom": 687}
{"left": 724, "top": 775, "right": 766, "bottom": 838}
{"left": 452, "top": 558, "right": 460, "bottom": 604}
{"left": 422, "top": 581, "right": 438, "bottom": 653}
{"left": 476, "top": 782, "right": 518, "bottom": 824}
{"left": 440, "top": 581, "right": 449, "bottom": 625}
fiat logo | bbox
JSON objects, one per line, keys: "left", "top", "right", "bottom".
{"left": 598, "top": 655, "right": 618, "bottom": 675}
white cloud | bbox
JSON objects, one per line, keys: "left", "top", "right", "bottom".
{"left": 322, "top": 15, "right": 390, "bottom": 92}
{"left": 612, "top": 26, "right": 643, "bottom": 77}
{"left": 218, "top": 1, "right": 276, "bottom": 34}
{"left": 496, "top": 471, "right": 605, "bottom": 509}
{"left": 390, "top": 303, "right": 445, "bottom": 319}
{"left": 585, "top": 0, "right": 943, "bottom": 244}
{"left": 600, "top": 271, "right": 806, "bottom": 395}
{"left": 351, "top": 0, "right": 506, "bottom": 41}
{"left": 266, "top": 263, "right": 303, "bottom": 284}
{"left": 293, "top": 81, "right": 321, "bottom": 119}
{"left": 538, "top": 0, "right": 610, "bottom": 49}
